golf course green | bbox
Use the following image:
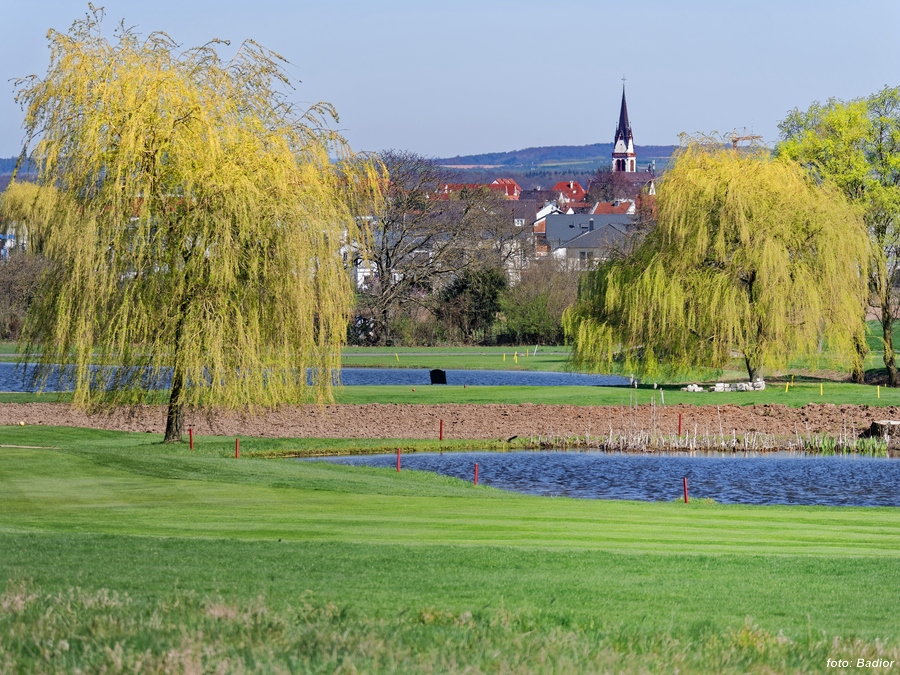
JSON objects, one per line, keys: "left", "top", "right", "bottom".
{"left": 2, "top": 425, "right": 900, "bottom": 672}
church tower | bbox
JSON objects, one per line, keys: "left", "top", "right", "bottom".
{"left": 612, "top": 85, "right": 636, "bottom": 173}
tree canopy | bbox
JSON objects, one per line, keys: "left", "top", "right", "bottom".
{"left": 778, "top": 87, "right": 900, "bottom": 384}
{"left": 564, "top": 142, "right": 870, "bottom": 380}
{"left": 0, "top": 8, "right": 376, "bottom": 440}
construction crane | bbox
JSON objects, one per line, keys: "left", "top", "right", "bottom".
{"left": 729, "top": 128, "right": 763, "bottom": 149}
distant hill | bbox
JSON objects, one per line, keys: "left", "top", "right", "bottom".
{"left": 432, "top": 144, "right": 677, "bottom": 190}
{"left": 0, "top": 157, "right": 36, "bottom": 175}
{"left": 1, "top": 158, "right": 38, "bottom": 193}
{"left": 0, "top": 157, "right": 20, "bottom": 173}
{"left": 437, "top": 143, "right": 677, "bottom": 168}
{"left": 1, "top": 145, "right": 680, "bottom": 194}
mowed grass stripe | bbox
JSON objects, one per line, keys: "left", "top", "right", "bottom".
{"left": 3, "top": 442, "right": 900, "bottom": 556}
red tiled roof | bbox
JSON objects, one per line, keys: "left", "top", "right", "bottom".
{"left": 590, "top": 201, "right": 632, "bottom": 215}
{"left": 551, "top": 181, "right": 586, "bottom": 201}
{"left": 434, "top": 179, "right": 521, "bottom": 200}
{"left": 490, "top": 178, "right": 521, "bottom": 199}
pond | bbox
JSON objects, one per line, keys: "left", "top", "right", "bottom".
{"left": 310, "top": 451, "right": 900, "bottom": 507}
{"left": 335, "top": 368, "right": 627, "bottom": 387}
{"left": 0, "top": 362, "right": 627, "bottom": 392}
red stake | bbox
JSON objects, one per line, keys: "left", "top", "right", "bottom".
{"left": 474, "top": 463, "right": 479, "bottom": 486}
{"left": 439, "top": 419, "right": 444, "bottom": 441}
{"left": 189, "top": 427, "right": 194, "bottom": 451}
{"left": 683, "top": 476, "right": 689, "bottom": 503}
{"left": 397, "top": 447, "right": 401, "bottom": 472}
{"left": 235, "top": 438, "right": 240, "bottom": 459}
{"left": 678, "top": 413, "right": 683, "bottom": 437}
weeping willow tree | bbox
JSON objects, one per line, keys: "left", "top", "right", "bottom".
{"left": 0, "top": 8, "right": 379, "bottom": 441}
{"left": 564, "top": 141, "right": 870, "bottom": 381}
{"left": 778, "top": 88, "right": 900, "bottom": 385}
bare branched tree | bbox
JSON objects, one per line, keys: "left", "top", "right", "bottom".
{"left": 356, "top": 151, "right": 526, "bottom": 344}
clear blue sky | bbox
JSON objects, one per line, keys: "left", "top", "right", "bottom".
{"left": 1, "top": 1, "right": 897, "bottom": 159}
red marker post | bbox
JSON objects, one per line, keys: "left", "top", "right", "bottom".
{"left": 397, "top": 447, "right": 401, "bottom": 472}
{"left": 439, "top": 419, "right": 444, "bottom": 441}
{"left": 189, "top": 427, "right": 194, "bottom": 451}
{"left": 678, "top": 413, "right": 682, "bottom": 437}
{"left": 474, "top": 463, "right": 479, "bottom": 486}
{"left": 683, "top": 476, "right": 689, "bottom": 503}
{"left": 235, "top": 438, "right": 240, "bottom": 459}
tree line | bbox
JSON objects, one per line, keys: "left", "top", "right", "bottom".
{"left": 1, "top": 6, "right": 898, "bottom": 447}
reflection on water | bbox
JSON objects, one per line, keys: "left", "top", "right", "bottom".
{"left": 311, "top": 451, "right": 900, "bottom": 507}
{"left": 0, "top": 362, "right": 627, "bottom": 392}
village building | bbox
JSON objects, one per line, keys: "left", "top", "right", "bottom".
{"left": 529, "top": 85, "right": 659, "bottom": 264}
{"left": 612, "top": 86, "right": 636, "bottom": 173}
{"left": 418, "top": 84, "right": 656, "bottom": 271}
{"left": 435, "top": 178, "right": 522, "bottom": 200}
{"left": 551, "top": 180, "right": 587, "bottom": 205}
{"left": 535, "top": 213, "right": 630, "bottom": 265}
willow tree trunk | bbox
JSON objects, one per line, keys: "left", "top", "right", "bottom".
{"left": 164, "top": 309, "right": 188, "bottom": 443}
{"left": 883, "top": 313, "right": 899, "bottom": 387}
{"left": 164, "top": 371, "right": 184, "bottom": 443}
{"left": 744, "top": 355, "right": 762, "bottom": 382}
{"left": 848, "top": 317, "right": 867, "bottom": 383}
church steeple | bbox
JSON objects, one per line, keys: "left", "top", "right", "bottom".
{"left": 612, "top": 84, "right": 636, "bottom": 172}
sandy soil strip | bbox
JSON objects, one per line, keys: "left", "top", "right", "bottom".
{"left": 1, "top": 402, "right": 895, "bottom": 440}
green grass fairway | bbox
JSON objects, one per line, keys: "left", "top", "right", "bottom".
{"left": 2, "top": 426, "right": 900, "bottom": 671}
{"left": 5, "top": 380, "right": 900, "bottom": 408}
{"left": 332, "top": 381, "right": 900, "bottom": 407}
{"left": 342, "top": 345, "right": 572, "bottom": 372}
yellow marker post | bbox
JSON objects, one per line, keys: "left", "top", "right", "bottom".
{"left": 503, "top": 353, "right": 506, "bottom": 362}
{"left": 878, "top": 385, "right": 881, "bottom": 399}
{"left": 514, "top": 352, "right": 518, "bottom": 364}
{"left": 791, "top": 375, "right": 795, "bottom": 384}
{"left": 820, "top": 383, "right": 823, "bottom": 396}
{"left": 785, "top": 381, "right": 789, "bottom": 393}
{"left": 395, "top": 353, "right": 400, "bottom": 362}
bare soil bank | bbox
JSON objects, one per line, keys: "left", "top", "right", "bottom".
{"left": 0, "top": 402, "right": 895, "bottom": 440}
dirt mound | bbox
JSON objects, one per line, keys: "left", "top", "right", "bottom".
{"left": 1, "top": 402, "right": 895, "bottom": 440}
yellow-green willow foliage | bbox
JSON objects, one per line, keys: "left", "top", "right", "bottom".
{"left": 564, "top": 143, "right": 870, "bottom": 380}
{"left": 0, "top": 8, "right": 381, "bottom": 440}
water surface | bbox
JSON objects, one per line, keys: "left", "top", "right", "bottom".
{"left": 312, "top": 451, "right": 900, "bottom": 507}
{"left": 0, "top": 362, "right": 626, "bottom": 392}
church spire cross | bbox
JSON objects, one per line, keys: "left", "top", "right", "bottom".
{"left": 616, "top": 85, "right": 631, "bottom": 139}
{"left": 611, "top": 82, "right": 635, "bottom": 173}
